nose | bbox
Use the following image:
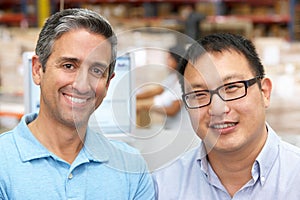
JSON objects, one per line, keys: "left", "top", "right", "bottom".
{"left": 72, "top": 69, "right": 91, "bottom": 94}
{"left": 208, "top": 94, "right": 229, "bottom": 116}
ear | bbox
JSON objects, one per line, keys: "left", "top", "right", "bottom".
{"left": 106, "top": 72, "right": 115, "bottom": 89}
{"left": 260, "top": 77, "right": 272, "bottom": 108}
{"left": 31, "top": 55, "right": 43, "bottom": 85}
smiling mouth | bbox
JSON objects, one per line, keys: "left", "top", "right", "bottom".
{"left": 65, "top": 94, "right": 88, "bottom": 104}
{"left": 210, "top": 122, "right": 237, "bottom": 129}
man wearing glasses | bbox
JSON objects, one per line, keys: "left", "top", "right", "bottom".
{"left": 152, "top": 33, "right": 300, "bottom": 199}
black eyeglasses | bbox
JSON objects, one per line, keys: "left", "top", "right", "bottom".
{"left": 182, "top": 76, "right": 262, "bottom": 109}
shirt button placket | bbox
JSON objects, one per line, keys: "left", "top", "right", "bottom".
{"left": 66, "top": 172, "right": 75, "bottom": 199}
{"left": 68, "top": 173, "right": 73, "bottom": 180}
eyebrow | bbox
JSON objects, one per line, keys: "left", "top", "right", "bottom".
{"left": 189, "top": 74, "right": 245, "bottom": 90}
{"left": 90, "top": 61, "right": 109, "bottom": 69}
{"left": 222, "top": 74, "right": 245, "bottom": 83}
{"left": 189, "top": 83, "right": 207, "bottom": 90}
{"left": 56, "top": 57, "right": 80, "bottom": 65}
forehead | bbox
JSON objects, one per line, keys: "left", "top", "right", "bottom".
{"left": 52, "top": 29, "right": 112, "bottom": 64}
{"left": 183, "top": 50, "right": 253, "bottom": 90}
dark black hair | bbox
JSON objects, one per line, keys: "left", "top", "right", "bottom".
{"left": 178, "top": 33, "right": 265, "bottom": 92}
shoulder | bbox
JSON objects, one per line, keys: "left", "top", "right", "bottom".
{"left": 0, "top": 129, "right": 21, "bottom": 181}
{"left": 0, "top": 113, "right": 38, "bottom": 155}
{"left": 264, "top": 125, "right": 300, "bottom": 167}
{"left": 0, "top": 131, "right": 16, "bottom": 166}
{"left": 108, "top": 139, "right": 140, "bottom": 154}
{"left": 109, "top": 139, "right": 149, "bottom": 172}
{"left": 280, "top": 139, "right": 300, "bottom": 159}
{"left": 268, "top": 125, "right": 300, "bottom": 160}
{"left": 152, "top": 145, "right": 200, "bottom": 179}
{"left": 0, "top": 113, "right": 37, "bottom": 144}
{"left": 0, "top": 129, "right": 18, "bottom": 154}
{"left": 86, "top": 130, "right": 148, "bottom": 173}
{"left": 151, "top": 146, "right": 203, "bottom": 199}
{"left": 89, "top": 132, "right": 141, "bottom": 157}
{"left": 0, "top": 129, "right": 14, "bottom": 141}
{"left": 103, "top": 138, "right": 156, "bottom": 199}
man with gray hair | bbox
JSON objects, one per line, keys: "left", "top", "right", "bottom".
{"left": 0, "top": 8, "right": 154, "bottom": 200}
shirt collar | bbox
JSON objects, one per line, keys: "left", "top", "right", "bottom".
{"left": 14, "top": 113, "right": 110, "bottom": 163}
{"left": 83, "top": 127, "right": 110, "bottom": 162}
{"left": 196, "top": 142, "right": 209, "bottom": 175}
{"left": 14, "top": 113, "right": 52, "bottom": 162}
{"left": 255, "top": 123, "right": 280, "bottom": 185}
{"left": 196, "top": 123, "right": 280, "bottom": 185}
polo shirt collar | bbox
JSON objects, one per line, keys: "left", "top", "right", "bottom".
{"left": 82, "top": 127, "right": 111, "bottom": 162}
{"left": 14, "top": 113, "right": 52, "bottom": 162}
{"left": 14, "top": 113, "right": 110, "bottom": 163}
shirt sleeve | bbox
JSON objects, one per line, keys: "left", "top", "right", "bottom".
{"left": 0, "top": 190, "right": 3, "bottom": 200}
{"left": 0, "top": 178, "right": 7, "bottom": 200}
{"left": 110, "top": 140, "right": 156, "bottom": 200}
{"left": 132, "top": 167, "right": 156, "bottom": 200}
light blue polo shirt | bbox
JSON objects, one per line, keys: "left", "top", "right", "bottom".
{"left": 0, "top": 113, "right": 155, "bottom": 200}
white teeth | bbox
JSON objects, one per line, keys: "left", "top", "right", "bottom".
{"left": 212, "top": 123, "right": 235, "bottom": 129}
{"left": 66, "top": 95, "right": 87, "bottom": 104}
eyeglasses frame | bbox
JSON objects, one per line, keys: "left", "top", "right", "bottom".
{"left": 182, "top": 76, "right": 263, "bottom": 109}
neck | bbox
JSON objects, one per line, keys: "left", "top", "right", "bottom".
{"left": 207, "top": 132, "right": 267, "bottom": 197}
{"left": 28, "top": 113, "right": 87, "bottom": 164}
{"left": 208, "top": 151, "right": 254, "bottom": 197}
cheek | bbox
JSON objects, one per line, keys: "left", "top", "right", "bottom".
{"left": 94, "top": 79, "right": 108, "bottom": 98}
{"left": 188, "top": 109, "right": 205, "bottom": 134}
{"left": 235, "top": 94, "right": 265, "bottom": 121}
{"left": 41, "top": 71, "right": 66, "bottom": 90}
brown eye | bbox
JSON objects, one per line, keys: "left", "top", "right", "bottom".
{"left": 63, "top": 63, "right": 75, "bottom": 70}
{"left": 90, "top": 66, "right": 105, "bottom": 78}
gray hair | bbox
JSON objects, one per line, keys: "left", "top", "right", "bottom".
{"left": 35, "top": 8, "right": 117, "bottom": 79}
